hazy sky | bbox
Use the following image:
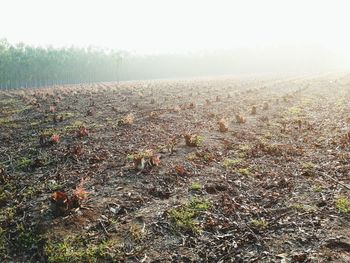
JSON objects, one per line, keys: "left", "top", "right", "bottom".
{"left": 1, "top": 0, "right": 350, "bottom": 57}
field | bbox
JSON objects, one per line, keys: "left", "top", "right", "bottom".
{"left": 1, "top": 74, "right": 350, "bottom": 262}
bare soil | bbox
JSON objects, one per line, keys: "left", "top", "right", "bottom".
{"left": 1, "top": 74, "right": 350, "bottom": 262}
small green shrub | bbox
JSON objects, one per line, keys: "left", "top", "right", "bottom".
{"left": 168, "top": 198, "right": 210, "bottom": 234}
{"left": 185, "top": 134, "right": 203, "bottom": 147}
{"left": 168, "top": 206, "right": 199, "bottom": 233}
{"left": 44, "top": 236, "right": 120, "bottom": 263}
{"left": 335, "top": 197, "right": 350, "bottom": 213}
{"left": 15, "top": 223, "right": 39, "bottom": 249}
{"left": 237, "top": 168, "right": 250, "bottom": 176}
{"left": 188, "top": 198, "right": 210, "bottom": 211}
{"left": 190, "top": 182, "right": 202, "bottom": 191}
{"left": 250, "top": 219, "right": 268, "bottom": 230}
{"left": 17, "top": 157, "right": 32, "bottom": 170}
{"left": 222, "top": 158, "right": 241, "bottom": 168}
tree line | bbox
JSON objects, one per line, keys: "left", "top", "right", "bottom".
{"left": 0, "top": 38, "right": 344, "bottom": 89}
{"left": 0, "top": 39, "right": 123, "bottom": 89}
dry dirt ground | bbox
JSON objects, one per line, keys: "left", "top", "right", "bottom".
{"left": 1, "top": 74, "right": 350, "bottom": 262}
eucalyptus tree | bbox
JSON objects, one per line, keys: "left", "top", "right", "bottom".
{"left": 0, "top": 40, "right": 123, "bottom": 89}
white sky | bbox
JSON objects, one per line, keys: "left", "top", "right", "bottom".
{"left": 1, "top": 0, "right": 350, "bottom": 57}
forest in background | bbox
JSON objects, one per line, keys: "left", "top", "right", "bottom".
{"left": 0, "top": 39, "right": 123, "bottom": 89}
{"left": 0, "top": 38, "right": 347, "bottom": 89}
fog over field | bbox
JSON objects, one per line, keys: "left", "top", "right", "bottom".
{"left": 2, "top": 1, "right": 350, "bottom": 263}
{"left": 119, "top": 46, "right": 346, "bottom": 79}
{"left": 1, "top": 0, "right": 350, "bottom": 82}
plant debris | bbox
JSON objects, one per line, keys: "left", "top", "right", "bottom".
{"left": 1, "top": 75, "right": 350, "bottom": 262}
